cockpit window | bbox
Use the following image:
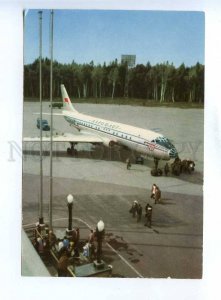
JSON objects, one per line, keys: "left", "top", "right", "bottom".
{"left": 155, "top": 137, "right": 174, "bottom": 149}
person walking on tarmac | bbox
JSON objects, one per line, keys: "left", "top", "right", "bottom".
{"left": 164, "top": 163, "right": 169, "bottom": 176}
{"left": 144, "top": 204, "right": 153, "bottom": 228}
{"left": 155, "top": 186, "right": 161, "bottom": 204}
{"left": 150, "top": 184, "right": 157, "bottom": 199}
{"left": 129, "top": 200, "right": 138, "bottom": 218}
{"left": 126, "top": 158, "right": 131, "bottom": 170}
{"left": 137, "top": 203, "right": 142, "bottom": 222}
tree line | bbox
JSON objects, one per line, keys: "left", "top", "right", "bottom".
{"left": 24, "top": 58, "right": 204, "bottom": 103}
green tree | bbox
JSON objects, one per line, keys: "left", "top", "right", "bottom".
{"left": 92, "top": 65, "right": 105, "bottom": 98}
{"left": 78, "top": 64, "right": 92, "bottom": 98}
{"left": 108, "top": 67, "right": 119, "bottom": 99}
{"left": 23, "top": 58, "right": 204, "bottom": 103}
{"left": 158, "top": 62, "right": 170, "bottom": 103}
{"left": 148, "top": 65, "right": 160, "bottom": 101}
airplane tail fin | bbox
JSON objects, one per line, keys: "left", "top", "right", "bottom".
{"left": 61, "top": 84, "right": 78, "bottom": 113}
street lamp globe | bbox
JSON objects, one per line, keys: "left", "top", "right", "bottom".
{"left": 97, "top": 220, "right": 105, "bottom": 232}
{"left": 67, "top": 194, "right": 74, "bottom": 204}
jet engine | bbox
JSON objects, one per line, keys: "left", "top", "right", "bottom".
{"left": 102, "top": 137, "right": 117, "bottom": 147}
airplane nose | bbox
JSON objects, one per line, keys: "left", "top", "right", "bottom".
{"left": 169, "top": 148, "right": 178, "bottom": 158}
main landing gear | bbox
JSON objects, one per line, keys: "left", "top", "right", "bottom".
{"left": 67, "top": 142, "right": 78, "bottom": 156}
{"left": 151, "top": 158, "right": 163, "bottom": 176}
{"left": 154, "top": 158, "right": 159, "bottom": 170}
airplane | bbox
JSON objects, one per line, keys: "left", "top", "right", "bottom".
{"left": 24, "top": 84, "right": 178, "bottom": 169}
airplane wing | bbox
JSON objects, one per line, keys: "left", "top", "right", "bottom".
{"left": 33, "top": 112, "right": 63, "bottom": 116}
{"left": 23, "top": 132, "right": 103, "bottom": 143}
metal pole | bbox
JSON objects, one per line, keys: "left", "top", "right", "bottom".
{"left": 23, "top": 11, "right": 25, "bottom": 60}
{"left": 96, "top": 233, "right": 102, "bottom": 263}
{"left": 49, "top": 10, "right": 54, "bottom": 229}
{"left": 38, "top": 10, "right": 44, "bottom": 225}
{"left": 68, "top": 203, "right": 73, "bottom": 231}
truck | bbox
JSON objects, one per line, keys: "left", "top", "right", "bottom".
{"left": 49, "top": 102, "right": 63, "bottom": 109}
{"left": 36, "top": 118, "right": 50, "bottom": 131}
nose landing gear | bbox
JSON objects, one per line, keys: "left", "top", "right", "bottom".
{"left": 67, "top": 142, "right": 78, "bottom": 156}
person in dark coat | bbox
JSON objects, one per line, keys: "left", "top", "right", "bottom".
{"left": 155, "top": 187, "right": 161, "bottom": 204}
{"left": 48, "top": 230, "right": 57, "bottom": 248}
{"left": 126, "top": 158, "right": 131, "bottom": 170}
{"left": 137, "top": 204, "right": 142, "bottom": 222}
{"left": 164, "top": 163, "right": 169, "bottom": 176}
{"left": 129, "top": 200, "right": 138, "bottom": 217}
{"left": 57, "top": 249, "right": 69, "bottom": 277}
{"left": 144, "top": 204, "right": 153, "bottom": 228}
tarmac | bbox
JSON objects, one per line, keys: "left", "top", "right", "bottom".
{"left": 22, "top": 101, "right": 203, "bottom": 278}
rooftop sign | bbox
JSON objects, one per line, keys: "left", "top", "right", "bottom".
{"left": 121, "top": 55, "right": 136, "bottom": 67}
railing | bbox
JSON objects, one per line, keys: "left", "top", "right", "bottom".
{"left": 23, "top": 225, "right": 112, "bottom": 277}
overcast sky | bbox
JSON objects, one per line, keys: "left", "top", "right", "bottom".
{"left": 24, "top": 9, "right": 204, "bottom": 67}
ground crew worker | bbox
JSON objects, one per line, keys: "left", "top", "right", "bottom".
{"left": 144, "top": 204, "right": 153, "bottom": 228}
{"left": 164, "top": 163, "right": 169, "bottom": 176}
{"left": 126, "top": 158, "right": 131, "bottom": 170}
{"left": 129, "top": 200, "right": 138, "bottom": 217}
{"left": 137, "top": 204, "right": 142, "bottom": 222}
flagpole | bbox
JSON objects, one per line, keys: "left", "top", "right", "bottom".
{"left": 38, "top": 10, "right": 44, "bottom": 226}
{"left": 49, "top": 10, "right": 54, "bottom": 229}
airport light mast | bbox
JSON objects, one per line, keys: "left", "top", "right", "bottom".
{"left": 38, "top": 10, "right": 44, "bottom": 226}
{"left": 49, "top": 10, "right": 54, "bottom": 230}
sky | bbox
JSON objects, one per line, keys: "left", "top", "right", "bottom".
{"left": 24, "top": 9, "right": 204, "bottom": 67}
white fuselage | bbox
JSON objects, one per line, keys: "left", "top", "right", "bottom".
{"left": 62, "top": 110, "right": 175, "bottom": 160}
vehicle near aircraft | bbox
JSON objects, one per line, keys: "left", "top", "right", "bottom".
{"left": 49, "top": 102, "right": 63, "bottom": 109}
{"left": 24, "top": 85, "right": 178, "bottom": 169}
{"left": 170, "top": 158, "right": 195, "bottom": 176}
{"left": 135, "top": 157, "right": 144, "bottom": 165}
{"left": 36, "top": 118, "right": 50, "bottom": 131}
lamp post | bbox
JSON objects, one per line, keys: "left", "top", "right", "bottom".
{"left": 49, "top": 9, "right": 54, "bottom": 230}
{"left": 95, "top": 220, "right": 105, "bottom": 266}
{"left": 66, "top": 194, "right": 74, "bottom": 237}
{"left": 38, "top": 10, "right": 44, "bottom": 228}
